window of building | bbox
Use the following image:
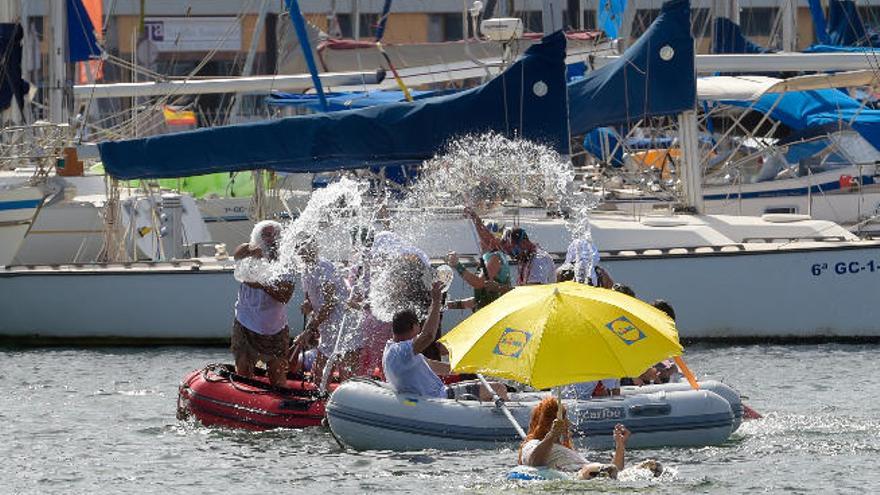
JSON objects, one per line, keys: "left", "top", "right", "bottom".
{"left": 335, "top": 13, "right": 379, "bottom": 39}
{"left": 519, "top": 11, "right": 543, "bottom": 34}
{"left": 428, "top": 13, "right": 475, "bottom": 41}
{"left": 740, "top": 7, "right": 777, "bottom": 37}
{"left": 566, "top": 9, "right": 597, "bottom": 30}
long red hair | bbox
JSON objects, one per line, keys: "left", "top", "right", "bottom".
{"left": 518, "top": 397, "right": 573, "bottom": 463}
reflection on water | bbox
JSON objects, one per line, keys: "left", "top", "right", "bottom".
{"left": 2, "top": 344, "right": 879, "bottom": 494}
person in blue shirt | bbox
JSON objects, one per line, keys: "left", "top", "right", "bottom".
{"left": 383, "top": 281, "right": 508, "bottom": 401}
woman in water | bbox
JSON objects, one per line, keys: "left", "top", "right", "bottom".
{"left": 518, "top": 397, "right": 661, "bottom": 480}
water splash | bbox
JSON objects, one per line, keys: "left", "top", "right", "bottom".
{"left": 367, "top": 231, "right": 434, "bottom": 322}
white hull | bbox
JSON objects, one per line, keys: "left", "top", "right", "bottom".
{"left": 326, "top": 379, "right": 734, "bottom": 451}
{"left": 3, "top": 236, "right": 880, "bottom": 340}
{"left": 0, "top": 186, "right": 43, "bottom": 266}
{"left": 605, "top": 164, "right": 880, "bottom": 232}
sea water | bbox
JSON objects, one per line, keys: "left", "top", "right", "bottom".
{"left": 3, "top": 343, "right": 877, "bottom": 494}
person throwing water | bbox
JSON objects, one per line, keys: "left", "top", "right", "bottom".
{"left": 231, "top": 220, "right": 294, "bottom": 387}
{"left": 502, "top": 227, "right": 556, "bottom": 285}
{"left": 446, "top": 207, "right": 512, "bottom": 312}
{"left": 295, "top": 235, "right": 358, "bottom": 388}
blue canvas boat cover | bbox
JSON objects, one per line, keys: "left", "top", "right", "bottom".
{"left": 265, "top": 89, "right": 444, "bottom": 111}
{"left": 805, "top": 0, "right": 880, "bottom": 50}
{"left": 712, "top": 17, "right": 774, "bottom": 54}
{"left": 99, "top": 32, "right": 570, "bottom": 180}
{"left": 67, "top": 0, "right": 101, "bottom": 62}
{"left": 724, "top": 89, "right": 880, "bottom": 152}
{"left": 0, "top": 24, "right": 31, "bottom": 113}
{"left": 568, "top": 0, "right": 695, "bottom": 137}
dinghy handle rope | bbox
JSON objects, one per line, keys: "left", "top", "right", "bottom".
{"left": 201, "top": 364, "right": 328, "bottom": 399}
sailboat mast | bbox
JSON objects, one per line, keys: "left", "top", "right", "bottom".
{"left": 48, "top": 0, "right": 67, "bottom": 124}
{"left": 781, "top": 0, "right": 797, "bottom": 51}
{"left": 541, "top": 0, "right": 565, "bottom": 34}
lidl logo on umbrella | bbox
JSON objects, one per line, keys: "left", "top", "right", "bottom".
{"left": 606, "top": 316, "right": 646, "bottom": 345}
{"left": 493, "top": 328, "right": 532, "bottom": 358}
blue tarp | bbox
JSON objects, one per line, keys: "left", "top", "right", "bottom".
{"left": 0, "top": 24, "right": 30, "bottom": 113}
{"left": 597, "top": 0, "right": 628, "bottom": 39}
{"left": 67, "top": 0, "right": 101, "bottom": 62}
{"left": 712, "top": 17, "right": 774, "bottom": 54}
{"left": 582, "top": 128, "right": 624, "bottom": 167}
{"left": 804, "top": 44, "right": 880, "bottom": 53}
{"left": 724, "top": 89, "right": 880, "bottom": 152}
{"left": 568, "top": 0, "right": 695, "bottom": 137}
{"left": 99, "top": 31, "right": 570, "bottom": 180}
{"left": 265, "top": 90, "right": 444, "bottom": 111}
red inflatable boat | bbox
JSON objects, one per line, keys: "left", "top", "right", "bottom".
{"left": 177, "top": 364, "right": 336, "bottom": 430}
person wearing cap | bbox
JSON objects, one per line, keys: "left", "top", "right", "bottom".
{"left": 446, "top": 207, "right": 512, "bottom": 312}
{"left": 502, "top": 227, "right": 556, "bottom": 285}
{"left": 231, "top": 220, "right": 294, "bottom": 387}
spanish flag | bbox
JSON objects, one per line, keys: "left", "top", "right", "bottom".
{"left": 163, "top": 105, "right": 197, "bottom": 126}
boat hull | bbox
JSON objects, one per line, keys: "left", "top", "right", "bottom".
{"left": 177, "top": 364, "right": 329, "bottom": 430}
{"left": 3, "top": 240, "right": 880, "bottom": 341}
{"left": 326, "top": 380, "right": 733, "bottom": 451}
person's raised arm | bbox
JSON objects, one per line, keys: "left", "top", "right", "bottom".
{"left": 611, "top": 424, "right": 630, "bottom": 471}
{"left": 413, "top": 281, "right": 444, "bottom": 354}
{"left": 523, "top": 418, "right": 567, "bottom": 467}
{"left": 464, "top": 207, "right": 500, "bottom": 252}
{"left": 233, "top": 243, "right": 261, "bottom": 260}
{"left": 261, "top": 280, "right": 294, "bottom": 304}
{"left": 447, "top": 251, "right": 488, "bottom": 290}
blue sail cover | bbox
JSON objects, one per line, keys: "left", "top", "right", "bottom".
{"left": 827, "top": 0, "right": 877, "bottom": 47}
{"left": 67, "top": 0, "right": 101, "bottom": 62}
{"left": 808, "top": 0, "right": 831, "bottom": 45}
{"left": 712, "top": 17, "right": 774, "bottom": 54}
{"left": 805, "top": 0, "right": 880, "bottom": 51}
{"left": 724, "top": 89, "right": 880, "bottom": 152}
{"left": 99, "top": 32, "right": 570, "bottom": 180}
{"left": 568, "top": 0, "right": 694, "bottom": 137}
{"left": 265, "top": 89, "right": 444, "bottom": 111}
{"left": 0, "top": 24, "right": 31, "bottom": 113}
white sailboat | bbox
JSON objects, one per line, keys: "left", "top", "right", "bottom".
{"left": 4, "top": 0, "right": 880, "bottom": 343}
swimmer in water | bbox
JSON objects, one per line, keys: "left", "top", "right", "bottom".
{"left": 518, "top": 397, "right": 663, "bottom": 480}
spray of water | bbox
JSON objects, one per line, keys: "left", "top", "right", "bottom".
{"left": 232, "top": 133, "right": 601, "bottom": 369}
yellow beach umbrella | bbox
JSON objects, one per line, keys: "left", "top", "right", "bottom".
{"left": 438, "top": 281, "right": 683, "bottom": 390}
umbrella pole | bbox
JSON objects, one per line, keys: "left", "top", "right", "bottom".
{"left": 477, "top": 374, "right": 526, "bottom": 439}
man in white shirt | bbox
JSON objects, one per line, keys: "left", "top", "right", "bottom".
{"left": 502, "top": 227, "right": 556, "bottom": 285}
{"left": 297, "top": 236, "right": 358, "bottom": 387}
{"left": 383, "top": 281, "right": 508, "bottom": 400}
{"left": 231, "top": 220, "right": 294, "bottom": 387}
